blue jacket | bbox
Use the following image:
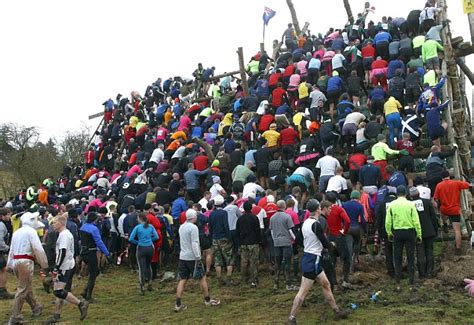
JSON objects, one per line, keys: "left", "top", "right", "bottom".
{"left": 387, "top": 60, "right": 405, "bottom": 79}
{"left": 369, "top": 88, "right": 386, "bottom": 101}
{"left": 80, "top": 223, "right": 110, "bottom": 256}
{"left": 374, "top": 31, "right": 392, "bottom": 44}
{"left": 327, "top": 76, "right": 344, "bottom": 92}
{"left": 209, "top": 208, "right": 230, "bottom": 240}
{"left": 359, "top": 164, "right": 381, "bottom": 187}
{"left": 129, "top": 224, "right": 158, "bottom": 247}
{"left": 342, "top": 200, "right": 367, "bottom": 231}
{"left": 171, "top": 197, "right": 187, "bottom": 220}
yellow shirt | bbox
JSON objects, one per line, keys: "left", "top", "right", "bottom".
{"left": 164, "top": 111, "right": 173, "bottom": 125}
{"left": 298, "top": 82, "right": 310, "bottom": 99}
{"left": 11, "top": 214, "right": 21, "bottom": 233}
{"left": 164, "top": 213, "right": 173, "bottom": 226}
{"left": 129, "top": 116, "right": 139, "bottom": 128}
{"left": 293, "top": 112, "right": 303, "bottom": 126}
{"left": 384, "top": 97, "right": 402, "bottom": 116}
{"left": 262, "top": 130, "right": 280, "bottom": 147}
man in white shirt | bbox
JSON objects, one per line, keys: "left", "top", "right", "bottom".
{"left": 326, "top": 167, "right": 349, "bottom": 195}
{"left": 45, "top": 215, "right": 89, "bottom": 323}
{"left": 414, "top": 176, "right": 431, "bottom": 200}
{"left": 149, "top": 143, "right": 165, "bottom": 167}
{"left": 198, "top": 192, "right": 212, "bottom": 212}
{"left": 210, "top": 176, "right": 227, "bottom": 199}
{"left": 7, "top": 212, "right": 49, "bottom": 324}
{"left": 332, "top": 50, "right": 347, "bottom": 78}
{"left": 242, "top": 177, "right": 265, "bottom": 199}
{"left": 175, "top": 209, "right": 220, "bottom": 312}
{"left": 316, "top": 147, "right": 341, "bottom": 192}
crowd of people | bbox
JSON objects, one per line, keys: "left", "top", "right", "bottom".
{"left": 0, "top": 1, "right": 472, "bottom": 324}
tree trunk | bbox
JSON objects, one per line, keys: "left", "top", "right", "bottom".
{"left": 285, "top": 0, "right": 301, "bottom": 36}
{"left": 343, "top": 0, "right": 354, "bottom": 25}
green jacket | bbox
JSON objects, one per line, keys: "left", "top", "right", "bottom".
{"left": 422, "top": 40, "right": 444, "bottom": 62}
{"left": 385, "top": 197, "right": 422, "bottom": 239}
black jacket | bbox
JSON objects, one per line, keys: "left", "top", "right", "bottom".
{"left": 411, "top": 198, "right": 438, "bottom": 239}
{"left": 236, "top": 213, "right": 261, "bottom": 245}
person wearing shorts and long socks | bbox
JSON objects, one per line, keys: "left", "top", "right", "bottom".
{"left": 433, "top": 170, "right": 470, "bottom": 256}
{"left": 288, "top": 199, "right": 349, "bottom": 324}
{"left": 175, "top": 209, "right": 220, "bottom": 312}
{"left": 128, "top": 212, "right": 158, "bottom": 295}
{"left": 44, "top": 215, "right": 88, "bottom": 324}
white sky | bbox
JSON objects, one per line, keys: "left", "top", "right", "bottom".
{"left": 0, "top": 0, "right": 471, "bottom": 141}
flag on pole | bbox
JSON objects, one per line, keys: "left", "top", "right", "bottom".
{"left": 262, "top": 7, "right": 276, "bottom": 26}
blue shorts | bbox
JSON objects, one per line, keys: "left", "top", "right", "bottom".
{"left": 301, "top": 252, "right": 323, "bottom": 280}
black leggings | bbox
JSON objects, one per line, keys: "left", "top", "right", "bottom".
{"left": 81, "top": 251, "right": 98, "bottom": 300}
{"left": 137, "top": 245, "right": 154, "bottom": 285}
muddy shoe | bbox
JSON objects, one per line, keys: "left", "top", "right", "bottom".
{"left": 0, "top": 288, "right": 14, "bottom": 299}
{"left": 43, "top": 314, "right": 60, "bottom": 325}
{"left": 341, "top": 281, "right": 352, "bottom": 289}
{"left": 204, "top": 298, "right": 220, "bottom": 306}
{"left": 287, "top": 315, "right": 297, "bottom": 325}
{"left": 333, "top": 309, "right": 350, "bottom": 321}
{"left": 78, "top": 300, "right": 89, "bottom": 321}
{"left": 147, "top": 283, "right": 153, "bottom": 291}
{"left": 8, "top": 315, "right": 25, "bottom": 325}
{"left": 42, "top": 277, "right": 53, "bottom": 294}
{"left": 286, "top": 284, "right": 299, "bottom": 291}
{"left": 455, "top": 248, "right": 462, "bottom": 256}
{"left": 139, "top": 284, "right": 145, "bottom": 296}
{"left": 174, "top": 304, "right": 188, "bottom": 312}
{"left": 32, "top": 304, "right": 44, "bottom": 318}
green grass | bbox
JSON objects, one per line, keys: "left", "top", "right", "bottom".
{"left": 1, "top": 258, "right": 473, "bottom": 324}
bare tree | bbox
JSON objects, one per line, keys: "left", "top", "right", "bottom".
{"left": 286, "top": 0, "right": 301, "bottom": 36}
{"left": 59, "top": 127, "right": 90, "bottom": 166}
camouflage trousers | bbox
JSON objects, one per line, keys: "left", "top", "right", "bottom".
{"left": 240, "top": 244, "right": 259, "bottom": 283}
{"left": 212, "top": 238, "right": 234, "bottom": 268}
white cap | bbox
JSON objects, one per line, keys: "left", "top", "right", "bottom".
{"left": 214, "top": 195, "right": 225, "bottom": 206}
{"left": 186, "top": 209, "right": 197, "bottom": 220}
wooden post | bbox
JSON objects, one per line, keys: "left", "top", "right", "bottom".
{"left": 439, "top": 0, "right": 472, "bottom": 231}
{"left": 343, "top": 0, "right": 354, "bottom": 25}
{"left": 469, "top": 13, "right": 474, "bottom": 45}
{"left": 285, "top": 0, "right": 301, "bottom": 36}
{"left": 237, "top": 47, "right": 249, "bottom": 97}
{"left": 260, "top": 43, "right": 265, "bottom": 54}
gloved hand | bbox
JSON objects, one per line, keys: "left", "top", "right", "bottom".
{"left": 399, "top": 150, "right": 409, "bottom": 156}
{"left": 464, "top": 279, "right": 474, "bottom": 297}
{"left": 388, "top": 234, "right": 394, "bottom": 242}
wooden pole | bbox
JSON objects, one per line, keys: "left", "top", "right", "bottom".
{"left": 237, "top": 47, "right": 249, "bottom": 97}
{"left": 439, "top": 0, "right": 472, "bottom": 229}
{"left": 468, "top": 13, "right": 474, "bottom": 45}
{"left": 439, "top": 0, "right": 471, "bottom": 176}
{"left": 285, "top": 0, "right": 301, "bottom": 36}
{"left": 343, "top": 0, "right": 354, "bottom": 25}
{"left": 260, "top": 43, "right": 265, "bottom": 54}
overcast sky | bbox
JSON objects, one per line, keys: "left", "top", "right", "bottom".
{"left": 0, "top": 0, "right": 471, "bottom": 142}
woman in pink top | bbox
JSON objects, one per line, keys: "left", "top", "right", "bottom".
{"left": 296, "top": 59, "right": 308, "bottom": 77}
{"left": 287, "top": 73, "right": 301, "bottom": 109}
{"left": 177, "top": 112, "right": 192, "bottom": 131}
{"left": 126, "top": 164, "right": 142, "bottom": 178}
{"left": 285, "top": 199, "right": 300, "bottom": 225}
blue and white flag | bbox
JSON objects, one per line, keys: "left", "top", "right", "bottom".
{"left": 262, "top": 7, "right": 276, "bottom": 26}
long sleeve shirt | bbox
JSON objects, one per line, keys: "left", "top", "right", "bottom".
{"left": 0, "top": 222, "right": 9, "bottom": 252}
{"left": 422, "top": 40, "right": 444, "bottom": 62}
{"left": 129, "top": 224, "right": 158, "bottom": 247}
{"left": 385, "top": 197, "right": 421, "bottom": 239}
{"left": 184, "top": 169, "right": 208, "bottom": 190}
{"left": 371, "top": 142, "right": 400, "bottom": 161}
{"left": 326, "top": 205, "right": 351, "bottom": 237}
{"left": 79, "top": 223, "right": 110, "bottom": 256}
{"left": 236, "top": 213, "right": 261, "bottom": 245}
{"left": 342, "top": 200, "right": 367, "bottom": 232}
{"left": 7, "top": 225, "right": 48, "bottom": 269}
{"left": 209, "top": 208, "right": 230, "bottom": 240}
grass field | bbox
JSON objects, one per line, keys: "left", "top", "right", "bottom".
{"left": 1, "top": 251, "right": 473, "bottom": 324}
{"left": 1, "top": 152, "right": 472, "bottom": 323}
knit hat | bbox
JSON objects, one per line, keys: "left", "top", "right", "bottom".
{"left": 212, "top": 175, "right": 221, "bottom": 184}
{"left": 212, "top": 160, "right": 220, "bottom": 167}
{"left": 409, "top": 187, "right": 419, "bottom": 197}
{"left": 214, "top": 195, "right": 225, "bottom": 206}
{"left": 332, "top": 71, "right": 339, "bottom": 77}
{"left": 377, "top": 134, "right": 386, "bottom": 141}
{"left": 186, "top": 209, "right": 197, "bottom": 220}
{"left": 350, "top": 190, "right": 361, "bottom": 199}
{"left": 396, "top": 185, "right": 407, "bottom": 195}
{"left": 442, "top": 170, "right": 450, "bottom": 179}
{"left": 269, "top": 123, "right": 277, "bottom": 130}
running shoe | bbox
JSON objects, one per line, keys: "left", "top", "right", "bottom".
{"left": 204, "top": 298, "right": 221, "bottom": 306}
{"left": 79, "top": 300, "right": 89, "bottom": 321}
{"left": 174, "top": 304, "right": 188, "bottom": 312}
{"left": 333, "top": 309, "right": 350, "bottom": 321}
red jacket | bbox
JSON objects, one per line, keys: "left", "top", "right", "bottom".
{"left": 85, "top": 150, "right": 94, "bottom": 164}
{"left": 271, "top": 87, "right": 287, "bottom": 108}
{"left": 327, "top": 205, "right": 351, "bottom": 237}
{"left": 280, "top": 127, "right": 299, "bottom": 146}
{"left": 362, "top": 45, "right": 376, "bottom": 58}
